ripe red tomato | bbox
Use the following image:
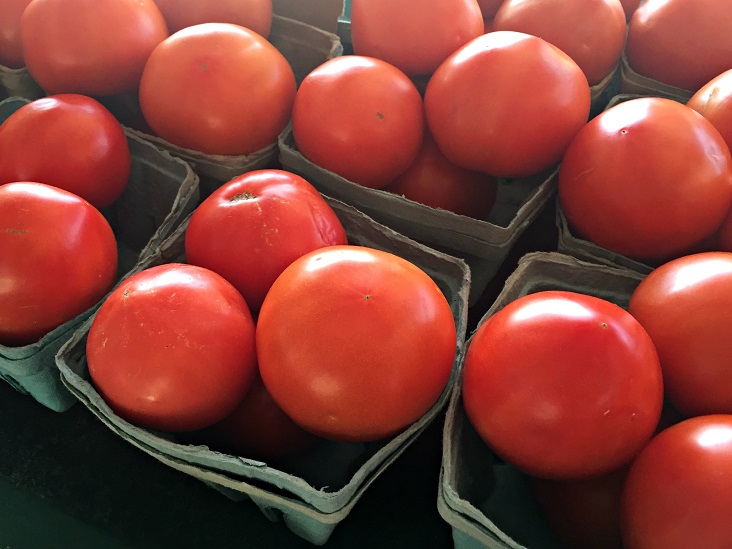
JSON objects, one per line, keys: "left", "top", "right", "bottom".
{"left": 492, "top": 0, "right": 627, "bottom": 85}
{"left": 687, "top": 68, "right": 732, "bottom": 153}
{"left": 257, "top": 245, "right": 457, "bottom": 442}
{"left": 87, "top": 263, "right": 258, "bottom": 432}
{"left": 0, "top": 182, "right": 117, "bottom": 347}
{"left": 462, "top": 290, "right": 664, "bottom": 480}
{"left": 620, "top": 414, "right": 732, "bottom": 549}
{"left": 0, "top": 95, "right": 130, "bottom": 209}
{"left": 152, "top": 0, "right": 272, "bottom": 37}
{"left": 558, "top": 97, "right": 732, "bottom": 262}
{"left": 20, "top": 0, "right": 168, "bottom": 96}
{"left": 626, "top": 0, "right": 732, "bottom": 91}
{"left": 184, "top": 169, "right": 348, "bottom": 313}
{"left": 350, "top": 0, "right": 483, "bottom": 77}
{"left": 139, "top": 23, "right": 296, "bottom": 156}
{"left": 628, "top": 252, "right": 732, "bottom": 417}
{"left": 0, "top": 0, "right": 33, "bottom": 68}
{"left": 382, "top": 130, "right": 498, "bottom": 220}
{"left": 424, "top": 31, "right": 590, "bottom": 178}
{"left": 292, "top": 55, "right": 424, "bottom": 189}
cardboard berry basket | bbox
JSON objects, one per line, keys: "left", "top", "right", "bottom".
{"left": 0, "top": 96, "right": 200, "bottom": 412}
{"left": 437, "top": 251, "right": 645, "bottom": 549}
{"left": 0, "top": 65, "right": 45, "bottom": 102}
{"left": 55, "top": 197, "right": 470, "bottom": 545}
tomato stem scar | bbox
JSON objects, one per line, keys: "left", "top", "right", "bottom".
{"left": 229, "top": 191, "right": 257, "bottom": 202}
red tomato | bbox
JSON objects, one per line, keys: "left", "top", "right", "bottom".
{"left": 628, "top": 252, "right": 732, "bottom": 417}
{"left": 620, "top": 414, "right": 732, "bottom": 549}
{"left": 152, "top": 0, "right": 272, "bottom": 37}
{"left": 558, "top": 97, "right": 732, "bottom": 262}
{"left": 477, "top": 0, "right": 504, "bottom": 19}
{"left": 139, "top": 23, "right": 296, "bottom": 156}
{"left": 626, "top": 0, "right": 732, "bottom": 91}
{"left": 424, "top": 31, "right": 590, "bottom": 178}
{"left": 382, "top": 130, "right": 498, "bottom": 220}
{"left": 0, "top": 0, "right": 33, "bottom": 68}
{"left": 620, "top": 0, "right": 641, "bottom": 21}
{"left": 0, "top": 95, "right": 130, "bottom": 209}
{"left": 184, "top": 169, "right": 348, "bottom": 313}
{"left": 20, "top": 0, "right": 168, "bottom": 96}
{"left": 87, "top": 263, "right": 257, "bottom": 432}
{"left": 350, "top": 0, "right": 483, "bottom": 77}
{"left": 182, "top": 373, "right": 320, "bottom": 461}
{"left": 462, "top": 290, "right": 664, "bottom": 479}
{"left": 687, "top": 68, "right": 732, "bottom": 154}
{"left": 492, "top": 0, "right": 626, "bottom": 85}
{"left": 0, "top": 182, "right": 117, "bottom": 347}
{"left": 257, "top": 245, "right": 457, "bottom": 442}
{"left": 292, "top": 55, "right": 424, "bottom": 189}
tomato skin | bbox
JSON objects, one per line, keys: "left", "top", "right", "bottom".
{"left": 620, "top": 415, "right": 732, "bottom": 549}
{"left": 20, "top": 0, "right": 168, "bottom": 96}
{"left": 0, "top": 182, "right": 118, "bottom": 347}
{"left": 87, "top": 263, "right": 257, "bottom": 432}
{"left": 628, "top": 252, "right": 732, "bottom": 417}
{"left": 292, "top": 55, "right": 425, "bottom": 189}
{"left": 687, "top": 68, "right": 732, "bottom": 154}
{"left": 139, "top": 23, "right": 296, "bottom": 156}
{"left": 152, "top": 0, "right": 272, "bottom": 37}
{"left": 257, "top": 245, "right": 457, "bottom": 443}
{"left": 382, "top": 130, "right": 498, "bottom": 220}
{"left": 492, "top": 0, "right": 626, "bottom": 85}
{"left": 0, "top": 0, "right": 33, "bottom": 68}
{"left": 184, "top": 169, "right": 348, "bottom": 313}
{"left": 0, "top": 95, "right": 130, "bottom": 209}
{"left": 558, "top": 97, "right": 732, "bottom": 262}
{"left": 424, "top": 31, "right": 590, "bottom": 178}
{"left": 462, "top": 290, "right": 663, "bottom": 480}
{"left": 626, "top": 0, "right": 732, "bottom": 91}
{"left": 350, "top": 0, "right": 483, "bottom": 77}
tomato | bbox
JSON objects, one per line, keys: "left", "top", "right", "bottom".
{"left": 291, "top": 55, "right": 424, "bottom": 189}
{"left": 687, "top": 68, "right": 732, "bottom": 153}
{"left": 0, "top": 0, "right": 32, "bottom": 68}
{"left": 350, "top": 0, "right": 483, "bottom": 77}
{"left": 20, "top": 0, "right": 168, "bottom": 96}
{"left": 620, "top": 414, "right": 732, "bottom": 549}
{"left": 0, "top": 182, "right": 117, "bottom": 347}
{"left": 620, "top": 0, "right": 641, "bottom": 21}
{"left": 139, "top": 23, "right": 296, "bottom": 156}
{"left": 0, "top": 95, "right": 130, "bottom": 209}
{"left": 181, "top": 372, "right": 320, "bottom": 461}
{"left": 628, "top": 252, "right": 732, "bottom": 417}
{"left": 87, "top": 263, "right": 257, "bottom": 432}
{"left": 382, "top": 130, "right": 498, "bottom": 220}
{"left": 424, "top": 31, "right": 590, "bottom": 178}
{"left": 462, "top": 290, "right": 664, "bottom": 480}
{"left": 152, "top": 0, "right": 272, "bottom": 37}
{"left": 558, "top": 97, "right": 732, "bottom": 263}
{"left": 257, "top": 245, "right": 457, "bottom": 442}
{"left": 626, "top": 0, "right": 732, "bottom": 91}
{"left": 184, "top": 169, "right": 347, "bottom": 313}
{"left": 492, "top": 0, "right": 626, "bottom": 86}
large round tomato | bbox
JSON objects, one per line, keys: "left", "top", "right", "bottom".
{"left": 184, "top": 169, "right": 347, "bottom": 313}
{"left": 687, "top": 68, "right": 732, "bottom": 153}
{"left": 628, "top": 252, "right": 732, "bottom": 417}
{"left": 292, "top": 55, "right": 424, "bottom": 189}
{"left": 626, "top": 0, "right": 732, "bottom": 91}
{"left": 87, "top": 263, "right": 258, "bottom": 432}
{"left": 0, "top": 95, "right": 130, "bottom": 209}
{"left": 492, "top": 0, "right": 626, "bottom": 85}
{"left": 152, "top": 0, "right": 272, "bottom": 37}
{"left": 350, "top": 0, "right": 483, "bottom": 77}
{"left": 139, "top": 23, "right": 296, "bottom": 156}
{"left": 20, "top": 0, "right": 168, "bottom": 96}
{"left": 257, "top": 245, "right": 457, "bottom": 442}
{"left": 620, "top": 414, "right": 732, "bottom": 549}
{"left": 0, "top": 182, "right": 117, "bottom": 347}
{"left": 558, "top": 97, "right": 732, "bottom": 262}
{"left": 382, "top": 130, "right": 498, "bottom": 220}
{"left": 462, "top": 290, "right": 663, "bottom": 480}
{"left": 424, "top": 31, "right": 590, "bottom": 178}
{"left": 0, "top": 0, "right": 32, "bottom": 68}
